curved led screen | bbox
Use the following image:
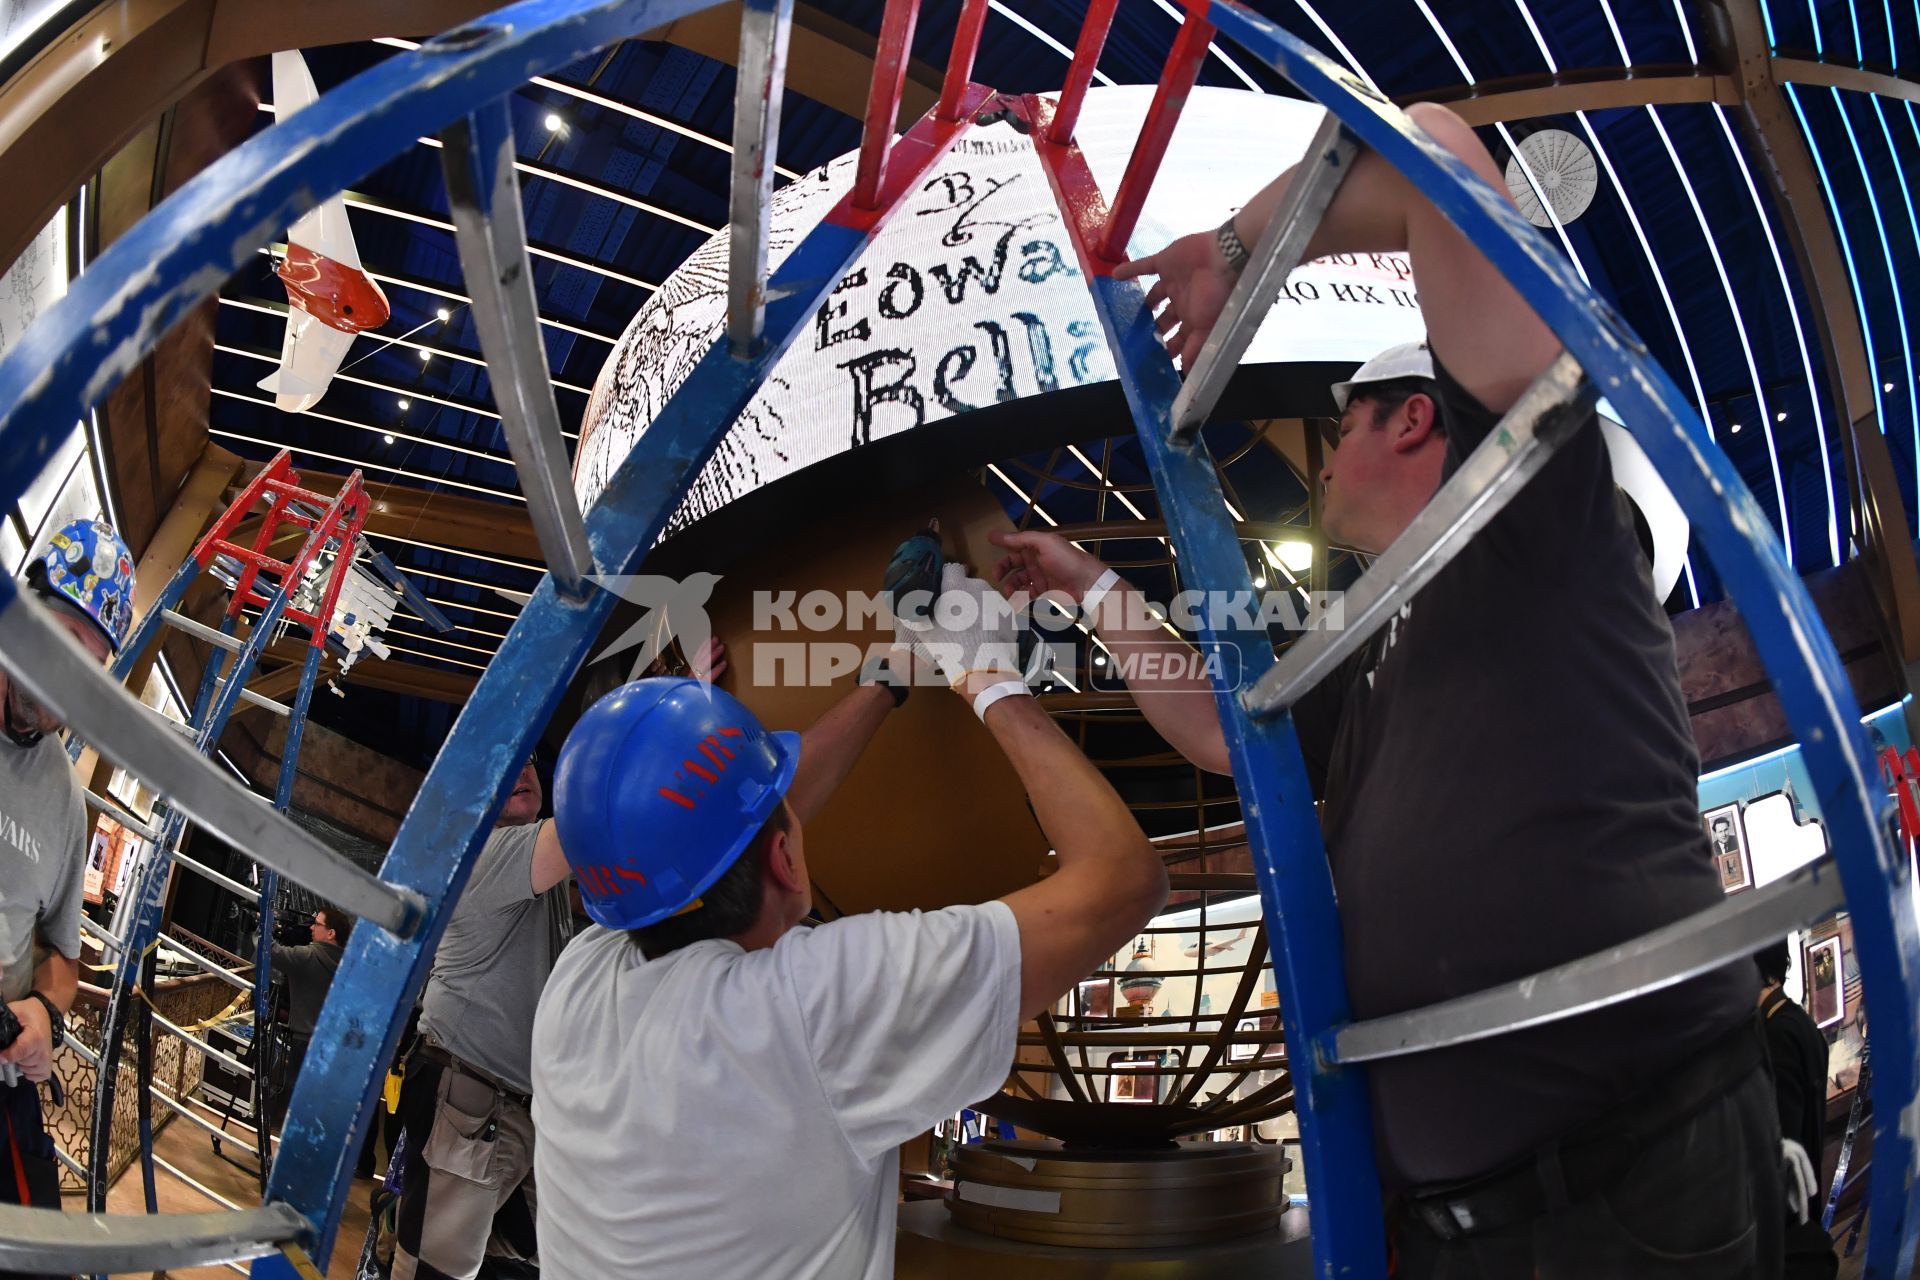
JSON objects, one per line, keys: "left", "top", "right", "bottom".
{"left": 575, "top": 88, "right": 1423, "bottom": 525}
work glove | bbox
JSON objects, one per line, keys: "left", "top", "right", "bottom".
{"left": 1780, "top": 1138, "right": 1818, "bottom": 1225}
{"left": 894, "top": 563, "right": 1024, "bottom": 691}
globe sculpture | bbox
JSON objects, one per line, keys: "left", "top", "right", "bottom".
{"left": 570, "top": 97, "right": 1359, "bottom": 1265}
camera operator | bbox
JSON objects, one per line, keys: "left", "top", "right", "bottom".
{"left": 264, "top": 904, "right": 350, "bottom": 1128}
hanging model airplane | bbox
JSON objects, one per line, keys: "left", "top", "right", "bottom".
{"left": 257, "top": 49, "right": 391, "bottom": 413}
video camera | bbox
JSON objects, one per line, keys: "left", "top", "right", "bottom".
{"left": 272, "top": 910, "right": 316, "bottom": 946}
{"left": 0, "top": 999, "right": 65, "bottom": 1104}
{"left": 235, "top": 901, "right": 316, "bottom": 947}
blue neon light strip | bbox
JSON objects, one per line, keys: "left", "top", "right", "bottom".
{"left": 1662, "top": 0, "right": 1839, "bottom": 564}
{"left": 1786, "top": 83, "right": 1890, "bottom": 445}
{"left": 1416, "top": 0, "right": 1589, "bottom": 278}
{"left": 1704, "top": 98, "right": 1841, "bottom": 565}
{"left": 1868, "top": 89, "right": 1920, "bottom": 497}
{"left": 1592, "top": 0, "right": 1795, "bottom": 560}
{"left": 1830, "top": 87, "right": 1920, "bottom": 496}
{"left": 1290, "top": 0, "right": 1378, "bottom": 90}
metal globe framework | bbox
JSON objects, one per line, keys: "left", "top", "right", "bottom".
{"left": 0, "top": 2, "right": 1910, "bottom": 1278}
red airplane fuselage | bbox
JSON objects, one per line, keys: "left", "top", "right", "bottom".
{"left": 277, "top": 244, "right": 391, "bottom": 333}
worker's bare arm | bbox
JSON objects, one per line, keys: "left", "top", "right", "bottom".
{"left": 1117, "top": 103, "right": 1561, "bottom": 415}
{"left": 990, "top": 529, "right": 1230, "bottom": 774}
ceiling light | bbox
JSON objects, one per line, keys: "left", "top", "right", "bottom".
{"left": 436, "top": 308, "right": 452, "bottom": 322}
{"left": 1093, "top": 653, "right": 1106, "bottom": 666}
{"left": 398, "top": 398, "right": 410, "bottom": 410}
{"left": 419, "top": 350, "right": 432, "bottom": 362}
{"left": 544, "top": 113, "right": 564, "bottom": 132}
{"left": 382, "top": 434, "right": 395, "bottom": 444}
{"left": 1253, "top": 576, "right": 1267, "bottom": 589}
{"left": 1775, "top": 411, "right": 1787, "bottom": 422}
{"left": 1730, "top": 422, "right": 1742, "bottom": 434}
{"left": 1264, "top": 540, "right": 1313, "bottom": 574}
{"left": 1887, "top": 381, "right": 1898, "bottom": 393}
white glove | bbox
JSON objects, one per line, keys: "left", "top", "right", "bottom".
{"left": 1781, "top": 1138, "right": 1817, "bottom": 1225}
{"left": 895, "top": 563, "right": 1024, "bottom": 690}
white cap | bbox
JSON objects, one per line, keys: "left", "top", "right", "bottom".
{"left": 1330, "top": 341, "right": 1435, "bottom": 412}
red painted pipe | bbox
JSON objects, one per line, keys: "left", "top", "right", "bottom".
{"left": 937, "top": 0, "right": 990, "bottom": 122}
{"left": 1048, "top": 0, "right": 1120, "bottom": 145}
{"left": 1098, "top": 0, "right": 1216, "bottom": 262}
{"left": 196, "top": 453, "right": 296, "bottom": 562}
{"left": 853, "top": 0, "right": 923, "bottom": 210}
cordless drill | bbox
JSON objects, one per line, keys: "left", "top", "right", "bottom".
{"left": 882, "top": 518, "right": 943, "bottom": 626}
{"left": 882, "top": 518, "right": 1044, "bottom": 683}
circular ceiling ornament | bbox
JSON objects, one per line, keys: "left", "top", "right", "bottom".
{"left": 1504, "top": 128, "right": 1598, "bottom": 228}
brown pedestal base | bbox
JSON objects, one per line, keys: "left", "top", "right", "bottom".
{"left": 897, "top": 1200, "right": 1317, "bottom": 1279}
{"left": 946, "top": 1139, "right": 1289, "bottom": 1249}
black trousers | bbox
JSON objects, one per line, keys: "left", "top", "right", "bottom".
{"left": 1390, "top": 1062, "right": 1785, "bottom": 1279}
{"left": 275, "top": 1032, "right": 378, "bottom": 1179}
{"left": 0, "top": 1079, "right": 63, "bottom": 1280}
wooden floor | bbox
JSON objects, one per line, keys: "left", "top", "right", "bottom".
{"left": 1833, "top": 1213, "right": 1920, "bottom": 1280}
{"left": 92, "top": 1106, "right": 377, "bottom": 1280}
{"left": 69, "top": 1109, "right": 1917, "bottom": 1279}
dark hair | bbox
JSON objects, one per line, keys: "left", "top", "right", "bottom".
{"left": 1357, "top": 376, "right": 1444, "bottom": 434}
{"left": 1754, "top": 940, "right": 1792, "bottom": 985}
{"left": 315, "top": 903, "right": 354, "bottom": 943}
{"left": 632, "top": 803, "right": 791, "bottom": 960}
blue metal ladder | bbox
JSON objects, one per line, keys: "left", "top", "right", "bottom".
{"left": 0, "top": 1, "right": 1908, "bottom": 1276}
{"left": 63, "top": 452, "right": 376, "bottom": 1215}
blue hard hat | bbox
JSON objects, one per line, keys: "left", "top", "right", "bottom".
{"left": 28, "top": 518, "right": 136, "bottom": 652}
{"left": 554, "top": 677, "right": 800, "bottom": 931}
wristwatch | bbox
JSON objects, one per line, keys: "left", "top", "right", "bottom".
{"left": 26, "top": 991, "right": 63, "bottom": 1048}
{"left": 1216, "top": 214, "right": 1251, "bottom": 273}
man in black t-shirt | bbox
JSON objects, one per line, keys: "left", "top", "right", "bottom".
{"left": 993, "top": 101, "right": 1779, "bottom": 1277}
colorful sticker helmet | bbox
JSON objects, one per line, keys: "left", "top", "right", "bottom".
{"left": 554, "top": 678, "right": 800, "bottom": 931}
{"left": 28, "top": 518, "right": 135, "bottom": 652}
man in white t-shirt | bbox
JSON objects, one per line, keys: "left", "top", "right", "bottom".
{"left": 533, "top": 568, "right": 1166, "bottom": 1278}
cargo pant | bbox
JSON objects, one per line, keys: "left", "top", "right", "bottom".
{"left": 390, "top": 1051, "right": 538, "bottom": 1280}
{"left": 0, "top": 1079, "right": 61, "bottom": 1280}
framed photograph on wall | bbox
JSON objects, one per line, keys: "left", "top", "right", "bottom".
{"left": 1074, "top": 979, "right": 1115, "bottom": 1020}
{"left": 1703, "top": 803, "right": 1752, "bottom": 894}
{"left": 1106, "top": 1054, "right": 1159, "bottom": 1105}
{"left": 1804, "top": 935, "right": 1845, "bottom": 1028}
{"left": 1229, "top": 1017, "right": 1260, "bottom": 1063}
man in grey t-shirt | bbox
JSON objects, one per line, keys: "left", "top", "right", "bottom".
{"left": 2, "top": 517, "right": 136, "bottom": 1253}
{"left": 389, "top": 756, "right": 574, "bottom": 1280}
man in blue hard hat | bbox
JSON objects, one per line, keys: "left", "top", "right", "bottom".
{"left": 530, "top": 571, "right": 1167, "bottom": 1279}
{"left": 0, "top": 517, "right": 136, "bottom": 1254}
{"left": 993, "top": 103, "right": 1779, "bottom": 1277}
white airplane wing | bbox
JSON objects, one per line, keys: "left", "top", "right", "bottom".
{"left": 271, "top": 50, "right": 362, "bottom": 269}
{"left": 257, "top": 306, "right": 354, "bottom": 414}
